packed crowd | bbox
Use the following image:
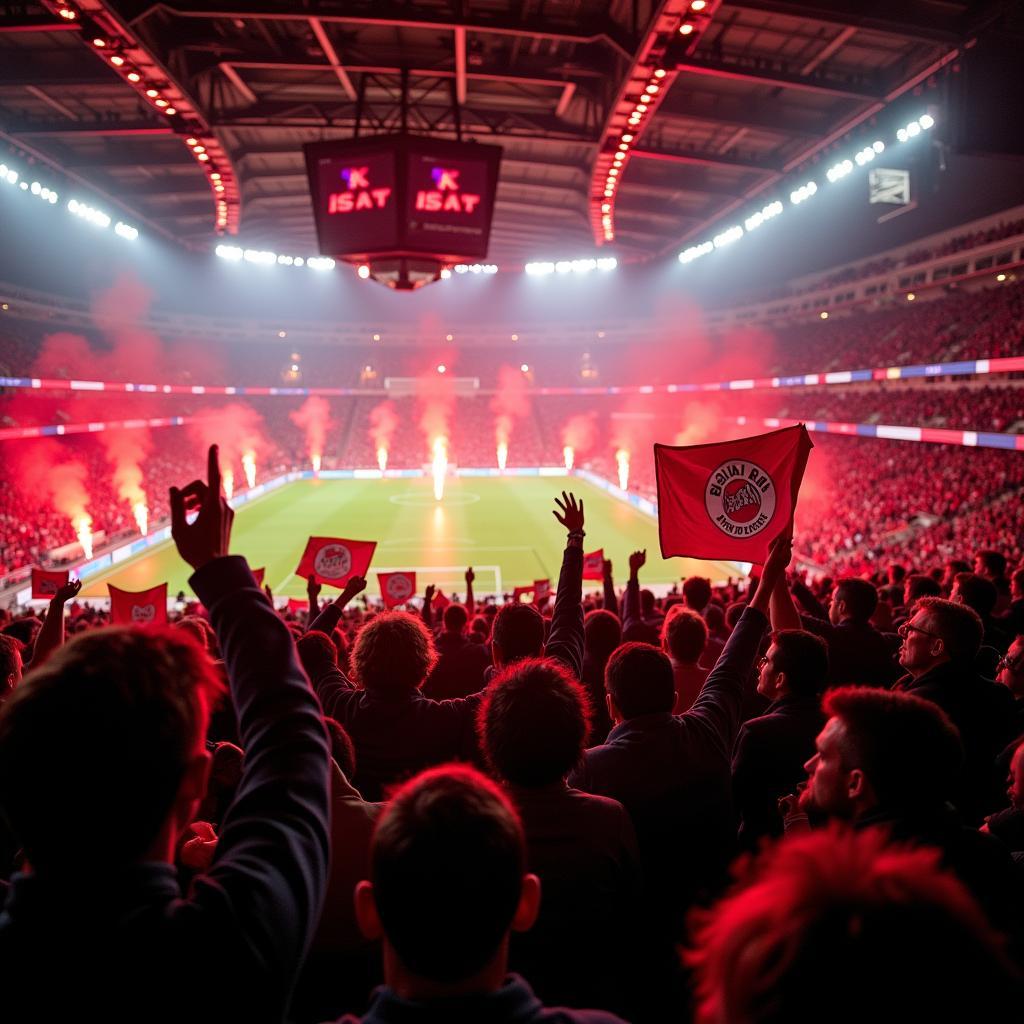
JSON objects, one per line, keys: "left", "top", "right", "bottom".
{"left": 1, "top": 445, "right": 1022, "bottom": 1022}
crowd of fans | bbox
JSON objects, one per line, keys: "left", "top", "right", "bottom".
{"left": 1, "top": 445, "right": 1023, "bottom": 1021}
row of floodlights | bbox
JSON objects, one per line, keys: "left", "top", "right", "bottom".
{"left": 215, "top": 245, "right": 335, "bottom": 270}
{"left": 678, "top": 113, "right": 936, "bottom": 266}
{"left": 2, "top": 161, "right": 139, "bottom": 239}
{"left": 525, "top": 258, "right": 618, "bottom": 276}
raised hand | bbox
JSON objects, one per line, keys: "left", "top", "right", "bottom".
{"left": 53, "top": 578, "right": 82, "bottom": 604}
{"left": 424, "top": 583, "right": 436, "bottom": 604}
{"left": 628, "top": 549, "right": 646, "bottom": 578}
{"left": 465, "top": 566, "right": 475, "bottom": 585}
{"left": 552, "top": 491, "right": 584, "bottom": 533}
{"left": 169, "top": 444, "right": 234, "bottom": 571}
{"left": 306, "top": 574, "right": 322, "bottom": 604}
{"left": 763, "top": 531, "right": 794, "bottom": 583}
{"left": 602, "top": 558, "right": 613, "bottom": 579}
{"left": 341, "top": 575, "right": 367, "bottom": 603}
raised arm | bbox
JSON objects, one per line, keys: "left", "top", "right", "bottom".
{"left": 421, "top": 583, "right": 436, "bottom": 630}
{"left": 305, "top": 574, "right": 322, "bottom": 630}
{"left": 769, "top": 572, "right": 802, "bottom": 633}
{"left": 602, "top": 558, "right": 619, "bottom": 617}
{"left": 464, "top": 566, "right": 476, "bottom": 619}
{"left": 688, "top": 534, "right": 791, "bottom": 754}
{"left": 545, "top": 491, "right": 585, "bottom": 679}
{"left": 25, "top": 578, "right": 81, "bottom": 670}
{"left": 307, "top": 574, "right": 366, "bottom": 635}
{"left": 621, "top": 549, "right": 646, "bottom": 635}
{"left": 170, "top": 445, "right": 330, "bottom": 1012}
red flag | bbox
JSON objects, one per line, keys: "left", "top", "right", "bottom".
{"left": 32, "top": 567, "right": 69, "bottom": 600}
{"left": 378, "top": 571, "right": 416, "bottom": 609}
{"left": 533, "top": 579, "right": 551, "bottom": 605}
{"left": 655, "top": 424, "right": 812, "bottom": 565}
{"left": 108, "top": 583, "right": 168, "bottom": 626}
{"left": 432, "top": 590, "right": 451, "bottom": 612}
{"left": 512, "top": 585, "right": 534, "bottom": 603}
{"left": 582, "top": 550, "right": 605, "bottom": 581}
{"left": 295, "top": 536, "right": 377, "bottom": 589}
{"left": 286, "top": 598, "right": 308, "bottom": 615}
{"left": 251, "top": 567, "right": 265, "bottom": 587}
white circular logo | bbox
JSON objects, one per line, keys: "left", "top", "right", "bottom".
{"left": 385, "top": 574, "right": 413, "bottom": 600}
{"left": 131, "top": 603, "right": 156, "bottom": 623}
{"left": 704, "top": 460, "right": 777, "bottom": 538}
{"left": 314, "top": 543, "right": 352, "bottom": 581}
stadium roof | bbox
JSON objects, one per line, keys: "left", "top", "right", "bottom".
{"left": 0, "top": 0, "right": 1002, "bottom": 265}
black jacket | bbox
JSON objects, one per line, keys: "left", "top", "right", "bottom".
{"left": 0, "top": 557, "right": 331, "bottom": 1023}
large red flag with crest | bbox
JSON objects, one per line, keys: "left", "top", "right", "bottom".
{"left": 32, "top": 567, "right": 70, "bottom": 600}
{"left": 378, "top": 571, "right": 416, "bottom": 609}
{"left": 582, "top": 550, "right": 604, "bottom": 581}
{"left": 654, "top": 424, "right": 812, "bottom": 565}
{"left": 295, "top": 537, "right": 377, "bottom": 589}
{"left": 109, "top": 583, "right": 168, "bottom": 626}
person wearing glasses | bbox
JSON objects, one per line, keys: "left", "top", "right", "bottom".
{"left": 894, "top": 597, "right": 1017, "bottom": 823}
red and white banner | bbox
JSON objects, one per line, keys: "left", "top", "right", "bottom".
{"left": 32, "top": 567, "right": 70, "bottom": 600}
{"left": 378, "top": 571, "right": 416, "bottom": 609}
{"left": 108, "top": 583, "right": 168, "bottom": 626}
{"left": 582, "top": 550, "right": 605, "bottom": 581}
{"left": 295, "top": 536, "right": 376, "bottom": 589}
{"left": 654, "top": 424, "right": 812, "bottom": 564}
{"left": 533, "top": 579, "right": 551, "bottom": 605}
{"left": 286, "top": 598, "right": 308, "bottom": 615}
{"left": 512, "top": 585, "right": 534, "bottom": 603}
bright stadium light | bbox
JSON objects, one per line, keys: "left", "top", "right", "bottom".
{"left": 919, "top": 113, "right": 935, "bottom": 130}
{"left": 678, "top": 240, "right": 713, "bottom": 264}
{"left": 744, "top": 200, "right": 783, "bottom": 231}
{"left": 713, "top": 225, "right": 743, "bottom": 248}
{"left": 790, "top": 181, "right": 818, "bottom": 205}
{"left": 215, "top": 244, "right": 243, "bottom": 261}
{"left": 114, "top": 222, "right": 138, "bottom": 240}
{"left": 826, "top": 159, "right": 854, "bottom": 182}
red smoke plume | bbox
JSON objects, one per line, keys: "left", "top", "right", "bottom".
{"left": 368, "top": 400, "right": 399, "bottom": 456}
{"left": 562, "top": 412, "right": 598, "bottom": 454}
{"left": 289, "top": 397, "right": 333, "bottom": 468}
{"left": 490, "top": 365, "right": 531, "bottom": 454}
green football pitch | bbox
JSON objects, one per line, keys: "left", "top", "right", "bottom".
{"left": 79, "top": 476, "right": 740, "bottom": 601}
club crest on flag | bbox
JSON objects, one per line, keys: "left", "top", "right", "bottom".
{"left": 704, "top": 460, "right": 777, "bottom": 538}
{"left": 385, "top": 573, "right": 413, "bottom": 601}
{"left": 131, "top": 604, "right": 157, "bottom": 623}
{"left": 315, "top": 543, "right": 352, "bottom": 582}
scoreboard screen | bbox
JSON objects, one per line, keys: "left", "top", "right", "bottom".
{"left": 304, "top": 135, "right": 502, "bottom": 261}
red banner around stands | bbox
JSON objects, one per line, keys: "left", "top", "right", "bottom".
{"left": 378, "top": 571, "right": 416, "bottom": 609}
{"left": 108, "top": 583, "right": 168, "bottom": 626}
{"left": 295, "top": 536, "right": 377, "bottom": 589}
{"left": 655, "top": 424, "right": 813, "bottom": 565}
{"left": 512, "top": 585, "right": 533, "bottom": 603}
{"left": 31, "top": 567, "right": 69, "bottom": 600}
{"left": 533, "top": 579, "right": 551, "bottom": 605}
{"left": 582, "top": 550, "right": 604, "bottom": 581}
{"left": 251, "top": 567, "right": 265, "bottom": 587}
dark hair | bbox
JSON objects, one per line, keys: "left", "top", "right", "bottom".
{"left": 605, "top": 642, "right": 675, "bottom": 719}
{"left": 0, "top": 635, "right": 22, "bottom": 693}
{"left": 888, "top": 564, "right": 907, "bottom": 583}
{"left": 904, "top": 573, "right": 941, "bottom": 604}
{"left": 704, "top": 603, "right": 725, "bottom": 633}
{"left": 371, "top": 765, "right": 525, "bottom": 983}
{"left": 975, "top": 550, "right": 1007, "bottom": 577}
{"left": 771, "top": 629, "right": 828, "bottom": 698}
{"left": 172, "top": 615, "right": 215, "bottom": 653}
{"left": 351, "top": 611, "right": 437, "bottom": 697}
{"left": 823, "top": 686, "right": 962, "bottom": 810}
{"left": 478, "top": 658, "right": 589, "bottom": 787}
{"left": 917, "top": 597, "right": 984, "bottom": 662}
{"left": 470, "top": 615, "right": 491, "bottom": 640}
{"left": 1012, "top": 568, "right": 1024, "bottom": 597}
{"left": 953, "top": 573, "right": 998, "bottom": 619}
{"left": 683, "top": 576, "right": 713, "bottom": 610}
{"left": 443, "top": 603, "right": 468, "bottom": 633}
{"left": 662, "top": 606, "right": 708, "bottom": 664}
{"left": 492, "top": 603, "right": 546, "bottom": 664}
{"left": 0, "top": 627, "right": 225, "bottom": 869}
{"left": 1, "top": 617, "right": 40, "bottom": 646}
{"left": 834, "top": 578, "right": 878, "bottom": 623}
{"left": 640, "top": 588, "right": 657, "bottom": 617}
{"left": 688, "top": 826, "right": 1022, "bottom": 1022}
{"left": 725, "top": 601, "right": 746, "bottom": 630}
{"left": 324, "top": 716, "right": 356, "bottom": 778}
{"left": 296, "top": 630, "right": 338, "bottom": 677}
{"left": 584, "top": 608, "right": 621, "bottom": 661}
